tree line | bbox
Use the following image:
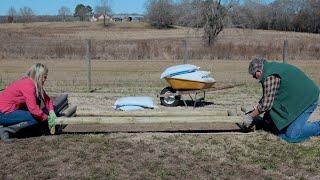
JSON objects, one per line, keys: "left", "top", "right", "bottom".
{"left": 3, "top": 0, "right": 319, "bottom": 44}
{"left": 229, "top": 0, "right": 320, "bottom": 33}
{"left": 146, "top": 0, "right": 320, "bottom": 34}
{"left": 144, "top": 0, "right": 319, "bottom": 46}
{"left": 4, "top": 0, "right": 111, "bottom": 23}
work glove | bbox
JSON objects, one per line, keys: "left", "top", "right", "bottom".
{"left": 241, "top": 106, "right": 255, "bottom": 114}
{"left": 48, "top": 111, "right": 57, "bottom": 135}
{"left": 237, "top": 114, "right": 254, "bottom": 132}
{"left": 242, "top": 114, "right": 254, "bottom": 127}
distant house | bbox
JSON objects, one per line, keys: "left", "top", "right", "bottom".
{"left": 90, "top": 14, "right": 112, "bottom": 22}
{"left": 90, "top": 15, "right": 97, "bottom": 22}
{"left": 131, "top": 15, "right": 144, "bottom": 22}
{"left": 112, "top": 15, "right": 125, "bottom": 22}
{"left": 111, "top": 14, "right": 144, "bottom": 22}
{"left": 98, "top": 15, "right": 112, "bottom": 21}
{"left": 113, "top": 17, "right": 122, "bottom": 22}
{"left": 97, "top": 15, "right": 104, "bottom": 21}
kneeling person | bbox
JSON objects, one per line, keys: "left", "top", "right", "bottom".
{"left": 0, "top": 63, "right": 57, "bottom": 143}
{"left": 240, "top": 58, "right": 320, "bottom": 143}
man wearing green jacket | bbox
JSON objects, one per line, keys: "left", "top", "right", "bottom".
{"left": 240, "top": 57, "right": 320, "bottom": 143}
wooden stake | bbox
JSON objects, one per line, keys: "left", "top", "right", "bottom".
{"left": 283, "top": 39, "right": 288, "bottom": 63}
{"left": 85, "top": 39, "right": 92, "bottom": 92}
{"left": 182, "top": 40, "right": 188, "bottom": 64}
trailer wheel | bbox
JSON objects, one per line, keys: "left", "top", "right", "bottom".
{"left": 160, "top": 87, "right": 180, "bottom": 107}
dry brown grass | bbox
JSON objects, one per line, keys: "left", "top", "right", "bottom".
{"left": 0, "top": 59, "right": 318, "bottom": 118}
{"left": 0, "top": 22, "right": 319, "bottom": 60}
{"left": 0, "top": 59, "right": 318, "bottom": 89}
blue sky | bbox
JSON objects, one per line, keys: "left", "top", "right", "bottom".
{"left": 0, "top": 0, "right": 148, "bottom": 15}
{"left": 0, "top": 0, "right": 274, "bottom": 16}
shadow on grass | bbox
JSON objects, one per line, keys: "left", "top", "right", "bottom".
{"left": 11, "top": 123, "right": 64, "bottom": 139}
{"left": 10, "top": 128, "right": 247, "bottom": 140}
{"left": 60, "top": 128, "right": 246, "bottom": 135}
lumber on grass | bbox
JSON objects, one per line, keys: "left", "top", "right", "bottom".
{"left": 63, "top": 122, "right": 242, "bottom": 132}
{"left": 56, "top": 116, "right": 242, "bottom": 125}
{"left": 62, "top": 124, "right": 255, "bottom": 134}
{"left": 77, "top": 110, "right": 230, "bottom": 117}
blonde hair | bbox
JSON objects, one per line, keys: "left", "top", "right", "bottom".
{"left": 25, "top": 63, "right": 48, "bottom": 99}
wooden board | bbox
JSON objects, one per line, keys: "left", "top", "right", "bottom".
{"left": 56, "top": 116, "right": 242, "bottom": 125}
{"left": 62, "top": 122, "right": 244, "bottom": 133}
{"left": 76, "top": 110, "right": 230, "bottom": 117}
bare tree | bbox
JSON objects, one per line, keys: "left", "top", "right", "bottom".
{"left": 232, "top": 0, "right": 267, "bottom": 29}
{"left": 7, "top": 7, "right": 17, "bottom": 23}
{"left": 58, "top": 6, "right": 71, "bottom": 22}
{"left": 8, "top": 7, "right": 17, "bottom": 17}
{"left": 268, "top": 0, "right": 300, "bottom": 31}
{"left": 300, "top": 0, "right": 320, "bottom": 33}
{"left": 95, "top": 0, "right": 112, "bottom": 26}
{"left": 146, "top": 0, "right": 175, "bottom": 29}
{"left": 199, "top": 0, "right": 228, "bottom": 46}
{"left": 216, "top": 0, "right": 319, "bottom": 33}
{"left": 174, "top": 0, "right": 203, "bottom": 27}
{"left": 19, "top": 6, "right": 35, "bottom": 23}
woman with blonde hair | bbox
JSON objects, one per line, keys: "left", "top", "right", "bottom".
{"left": 0, "top": 63, "right": 57, "bottom": 143}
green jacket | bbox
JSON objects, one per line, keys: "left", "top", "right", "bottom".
{"left": 261, "top": 61, "right": 319, "bottom": 130}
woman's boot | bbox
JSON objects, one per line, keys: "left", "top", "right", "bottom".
{"left": 7, "top": 122, "right": 31, "bottom": 133}
{"left": 0, "top": 122, "right": 31, "bottom": 143}
{"left": 0, "top": 126, "right": 15, "bottom": 143}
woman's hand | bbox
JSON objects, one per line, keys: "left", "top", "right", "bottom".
{"left": 48, "top": 111, "right": 57, "bottom": 134}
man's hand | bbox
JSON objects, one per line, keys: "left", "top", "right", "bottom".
{"left": 237, "top": 114, "right": 254, "bottom": 132}
{"left": 241, "top": 106, "right": 256, "bottom": 114}
{"left": 242, "top": 114, "right": 253, "bottom": 127}
{"left": 48, "top": 111, "right": 57, "bottom": 134}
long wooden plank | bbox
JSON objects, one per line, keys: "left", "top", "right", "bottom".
{"left": 76, "top": 110, "right": 230, "bottom": 117}
{"left": 56, "top": 116, "right": 242, "bottom": 125}
{"left": 62, "top": 122, "right": 244, "bottom": 133}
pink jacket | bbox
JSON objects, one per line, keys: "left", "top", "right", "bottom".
{"left": 0, "top": 77, "right": 53, "bottom": 121}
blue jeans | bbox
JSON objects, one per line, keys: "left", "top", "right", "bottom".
{"left": 279, "top": 101, "right": 320, "bottom": 143}
{"left": 0, "top": 110, "right": 38, "bottom": 127}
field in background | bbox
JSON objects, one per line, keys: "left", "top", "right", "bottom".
{"left": 0, "top": 22, "right": 319, "bottom": 179}
{"left": 0, "top": 22, "right": 320, "bottom": 60}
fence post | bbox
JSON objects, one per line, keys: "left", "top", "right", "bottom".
{"left": 283, "top": 39, "right": 288, "bottom": 63}
{"left": 182, "top": 40, "right": 188, "bottom": 64}
{"left": 85, "top": 39, "right": 92, "bottom": 92}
